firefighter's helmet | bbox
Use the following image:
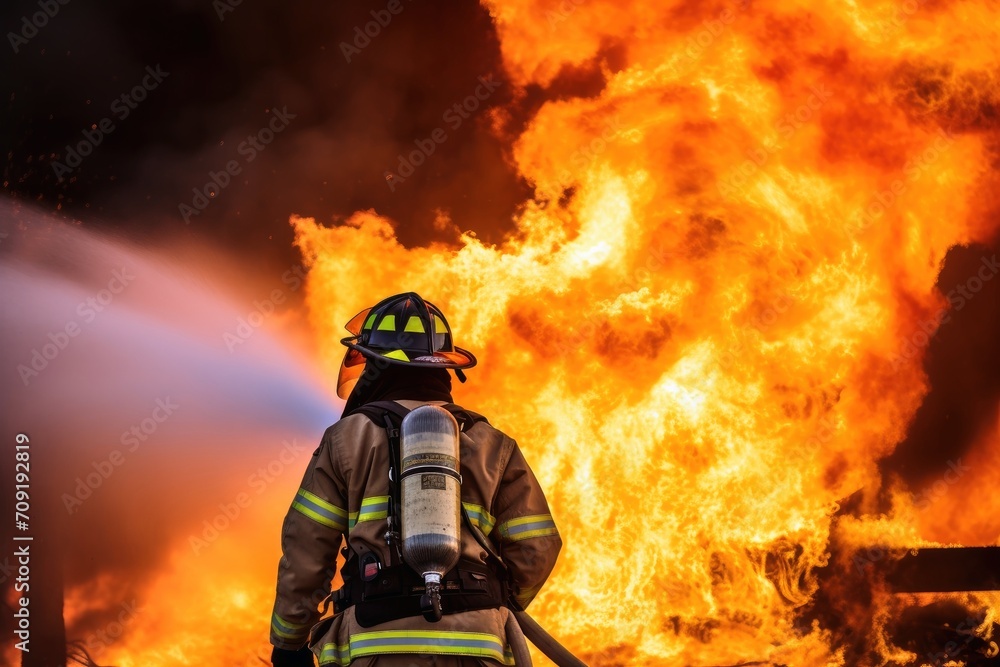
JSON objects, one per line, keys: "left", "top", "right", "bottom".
{"left": 336, "top": 292, "right": 476, "bottom": 398}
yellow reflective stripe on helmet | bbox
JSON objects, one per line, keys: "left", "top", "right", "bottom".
{"left": 270, "top": 612, "right": 311, "bottom": 642}
{"left": 291, "top": 488, "right": 348, "bottom": 532}
{"left": 382, "top": 349, "right": 409, "bottom": 361}
{"left": 433, "top": 314, "right": 448, "bottom": 334}
{"left": 346, "top": 630, "right": 510, "bottom": 663}
{"left": 497, "top": 514, "right": 558, "bottom": 542}
{"left": 462, "top": 502, "right": 496, "bottom": 536}
{"left": 362, "top": 312, "right": 377, "bottom": 330}
{"left": 377, "top": 314, "right": 396, "bottom": 331}
{"left": 403, "top": 315, "right": 426, "bottom": 333}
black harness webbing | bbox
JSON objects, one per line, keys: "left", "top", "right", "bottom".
{"left": 334, "top": 401, "right": 514, "bottom": 627}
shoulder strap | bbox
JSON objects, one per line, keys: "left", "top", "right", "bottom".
{"left": 347, "top": 400, "right": 488, "bottom": 432}
{"left": 439, "top": 403, "right": 489, "bottom": 431}
{"left": 345, "top": 401, "right": 411, "bottom": 565}
{"left": 346, "top": 400, "right": 412, "bottom": 425}
{"left": 342, "top": 401, "right": 494, "bottom": 569}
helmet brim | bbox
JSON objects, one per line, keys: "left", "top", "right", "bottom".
{"left": 340, "top": 336, "right": 477, "bottom": 370}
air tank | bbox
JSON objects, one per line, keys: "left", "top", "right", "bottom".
{"left": 399, "top": 404, "right": 462, "bottom": 622}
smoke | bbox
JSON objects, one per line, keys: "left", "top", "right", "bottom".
{"left": 875, "top": 56, "right": 1000, "bottom": 520}
{"left": 0, "top": 202, "right": 338, "bottom": 649}
{"left": 879, "top": 237, "right": 1000, "bottom": 497}
{"left": 1, "top": 0, "right": 530, "bottom": 269}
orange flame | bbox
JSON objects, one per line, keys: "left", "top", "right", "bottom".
{"left": 57, "top": 1, "right": 1000, "bottom": 665}
{"left": 289, "top": 1, "right": 1000, "bottom": 663}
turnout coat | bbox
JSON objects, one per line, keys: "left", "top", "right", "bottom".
{"left": 270, "top": 399, "right": 562, "bottom": 666}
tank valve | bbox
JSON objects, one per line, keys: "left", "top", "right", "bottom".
{"left": 420, "top": 572, "right": 444, "bottom": 622}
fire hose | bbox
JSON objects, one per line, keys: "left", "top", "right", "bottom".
{"left": 505, "top": 608, "right": 588, "bottom": 667}
{"left": 463, "top": 493, "right": 588, "bottom": 666}
{"left": 462, "top": 514, "right": 588, "bottom": 666}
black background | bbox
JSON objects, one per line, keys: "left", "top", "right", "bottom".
{"left": 2, "top": 0, "right": 533, "bottom": 274}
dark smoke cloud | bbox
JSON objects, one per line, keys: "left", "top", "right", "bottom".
{"left": 879, "top": 237, "right": 1000, "bottom": 492}
{"left": 1, "top": 0, "right": 530, "bottom": 273}
{"left": 874, "top": 57, "right": 1000, "bottom": 508}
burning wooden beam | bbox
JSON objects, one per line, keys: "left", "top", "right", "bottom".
{"left": 884, "top": 547, "right": 1000, "bottom": 593}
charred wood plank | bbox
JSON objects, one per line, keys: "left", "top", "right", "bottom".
{"left": 885, "top": 547, "right": 1000, "bottom": 593}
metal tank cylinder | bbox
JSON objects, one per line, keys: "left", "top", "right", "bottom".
{"left": 399, "top": 404, "right": 462, "bottom": 621}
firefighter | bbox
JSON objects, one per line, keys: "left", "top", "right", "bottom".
{"left": 270, "top": 292, "right": 562, "bottom": 666}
